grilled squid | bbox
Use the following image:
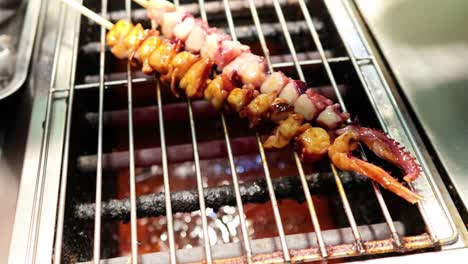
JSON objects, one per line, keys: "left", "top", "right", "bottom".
{"left": 329, "top": 126, "right": 422, "bottom": 204}
{"left": 104, "top": 17, "right": 423, "bottom": 203}
{"left": 296, "top": 127, "right": 331, "bottom": 162}
{"left": 162, "top": 51, "right": 200, "bottom": 96}
{"left": 337, "top": 126, "right": 422, "bottom": 183}
{"left": 264, "top": 114, "right": 310, "bottom": 149}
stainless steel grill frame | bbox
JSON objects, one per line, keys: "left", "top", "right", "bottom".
{"left": 8, "top": 0, "right": 464, "bottom": 263}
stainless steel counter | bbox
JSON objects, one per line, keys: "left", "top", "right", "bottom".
{"left": 356, "top": 0, "right": 468, "bottom": 207}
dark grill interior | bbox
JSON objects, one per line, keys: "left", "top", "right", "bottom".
{"left": 58, "top": 0, "right": 431, "bottom": 263}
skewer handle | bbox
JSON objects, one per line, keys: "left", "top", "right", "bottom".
{"left": 61, "top": 0, "right": 114, "bottom": 30}
{"left": 133, "top": 0, "right": 149, "bottom": 9}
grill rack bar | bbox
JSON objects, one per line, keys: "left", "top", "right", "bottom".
{"left": 125, "top": 0, "right": 139, "bottom": 262}
{"left": 170, "top": 0, "right": 214, "bottom": 262}
{"left": 155, "top": 81, "right": 178, "bottom": 264}
{"left": 52, "top": 1, "right": 82, "bottom": 263}
{"left": 92, "top": 0, "right": 108, "bottom": 262}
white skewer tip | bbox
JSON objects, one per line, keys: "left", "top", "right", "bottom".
{"left": 61, "top": 0, "right": 114, "bottom": 30}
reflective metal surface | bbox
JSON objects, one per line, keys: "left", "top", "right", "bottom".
{"left": 0, "top": 0, "right": 41, "bottom": 100}
{"left": 355, "top": 0, "right": 468, "bottom": 215}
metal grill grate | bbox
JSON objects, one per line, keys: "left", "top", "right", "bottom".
{"left": 16, "top": 0, "right": 457, "bottom": 263}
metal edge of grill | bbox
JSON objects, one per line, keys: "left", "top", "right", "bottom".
{"left": 7, "top": 0, "right": 465, "bottom": 263}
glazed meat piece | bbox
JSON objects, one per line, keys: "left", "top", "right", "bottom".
{"left": 161, "top": 51, "right": 200, "bottom": 96}
{"left": 106, "top": 20, "right": 134, "bottom": 59}
{"left": 204, "top": 75, "right": 234, "bottom": 110}
{"left": 264, "top": 114, "right": 310, "bottom": 149}
{"left": 244, "top": 92, "right": 277, "bottom": 126}
{"left": 135, "top": 35, "right": 161, "bottom": 74}
{"left": 148, "top": 40, "right": 180, "bottom": 75}
{"left": 179, "top": 57, "right": 213, "bottom": 98}
{"left": 227, "top": 88, "right": 257, "bottom": 113}
{"left": 295, "top": 127, "right": 331, "bottom": 162}
{"left": 124, "top": 23, "right": 148, "bottom": 56}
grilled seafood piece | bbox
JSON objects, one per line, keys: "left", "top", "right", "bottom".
{"left": 264, "top": 113, "right": 310, "bottom": 149}
{"left": 106, "top": 20, "right": 134, "bottom": 59}
{"left": 329, "top": 127, "right": 422, "bottom": 203}
{"left": 295, "top": 127, "right": 331, "bottom": 162}
{"left": 179, "top": 57, "right": 213, "bottom": 98}
{"left": 337, "top": 126, "right": 422, "bottom": 183}
{"left": 162, "top": 51, "right": 200, "bottom": 97}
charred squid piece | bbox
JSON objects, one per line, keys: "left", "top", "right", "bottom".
{"left": 264, "top": 114, "right": 310, "bottom": 149}
{"left": 161, "top": 10, "right": 187, "bottom": 39}
{"left": 160, "top": 51, "right": 200, "bottom": 97}
{"left": 295, "top": 127, "right": 331, "bottom": 162}
{"left": 173, "top": 16, "right": 196, "bottom": 41}
{"left": 316, "top": 104, "right": 350, "bottom": 130}
{"left": 135, "top": 35, "right": 162, "bottom": 74}
{"left": 269, "top": 98, "right": 294, "bottom": 123}
{"left": 147, "top": 0, "right": 176, "bottom": 26}
{"left": 179, "top": 57, "right": 213, "bottom": 98}
{"left": 278, "top": 79, "right": 308, "bottom": 105}
{"left": 243, "top": 92, "right": 277, "bottom": 127}
{"left": 260, "top": 71, "right": 289, "bottom": 95}
{"left": 106, "top": 20, "right": 134, "bottom": 59}
{"left": 201, "top": 32, "right": 231, "bottom": 62}
{"left": 214, "top": 40, "right": 250, "bottom": 69}
{"left": 329, "top": 129, "right": 423, "bottom": 204}
{"left": 227, "top": 87, "right": 258, "bottom": 114}
{"left": 148, "top": 40, "right": 181, "bottom": 75}
{"left": 294, "top": 89, "right": 333, "bottom": 121}
{"left": 185, "top": 21, "right": 207, "bottom": 53}
{"left": 222, "top": 52, "right": 267, "bottom": 89}
{"left": 123, "top": 23, "right": 148, "bottom": 58}
{"left": 204, "top": 75, "right": 235, "bottom": 110}
{"left": 338, "top": 125, "right": 422, "bottom": 183}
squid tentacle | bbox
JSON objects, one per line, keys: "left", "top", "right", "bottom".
{"left": 337, "top": 125, "right": 422, "bottom": 183}
{"left": 329, "top": 127, "right": 423, "bottom": 204}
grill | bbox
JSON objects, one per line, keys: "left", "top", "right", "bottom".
{"left": 8, "top": 0, "right": 462, "bottom": 263}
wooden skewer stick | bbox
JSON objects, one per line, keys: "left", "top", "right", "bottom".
{"left": 61, "top": 0, "right": 114, "bottom": 30}
{"left": 133, "top": 0, "right": 149, "bottom": 9}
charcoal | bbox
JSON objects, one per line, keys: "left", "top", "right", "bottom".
{"left": 74, "top": 172, "right": 368, "bottom": 221}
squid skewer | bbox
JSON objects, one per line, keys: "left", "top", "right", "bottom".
{"left": 62, "top": 0, "right": 422, "bottom": 204}
{"left": 133, "top": 0, "right": 423, "bottom": 198}
{"left": 106, "top": 18, "right": 347, "bottom": 150}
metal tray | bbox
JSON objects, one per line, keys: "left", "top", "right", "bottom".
{"left": 0, "top": 0, "right": 41, "bottom": 100}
